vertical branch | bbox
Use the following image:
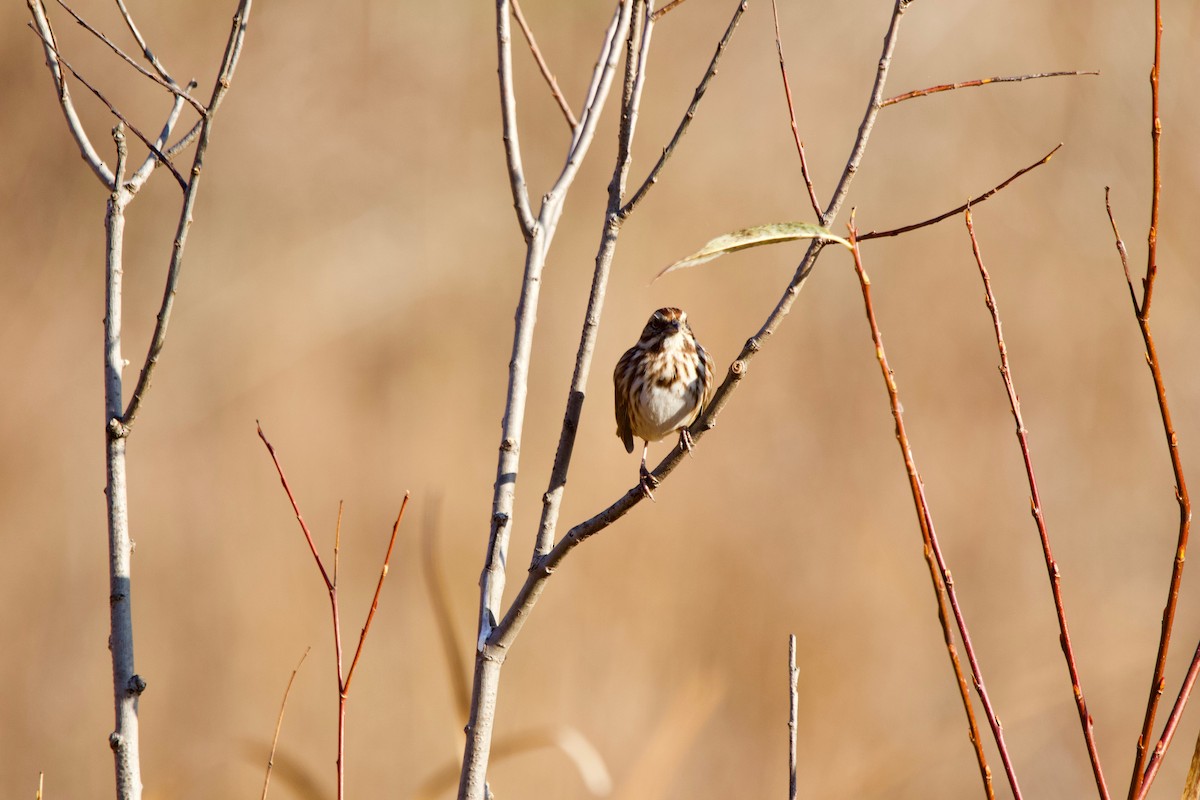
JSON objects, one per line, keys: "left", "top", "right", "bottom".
{"left": 104, "top": 125, "right": 143, "bottom": 800}
{"left": 770, "top": 0, "right": 821, "bottom": 219}
{"left": 788, "top": 635, "right": 798, "bottom": 800}
{"left": 965, "top": 210, "right": 1109, "bottom": 799}
{"left": 122, "top": 0, "right": 255, "bottom": 428}
{"left": 1140, "top": 0, "right": 1162, "bottom": 316}
{"left": 496, "top": 0, "right": 536, "bottom": 238}
{"left": 848, "top": 226, "right": 1016, "bottom": 799}
{"left": 461, "top": 6, "right": 634, "bottom": 797}
{"left": 534, "top": 0, "right": 651, "bottom": 559}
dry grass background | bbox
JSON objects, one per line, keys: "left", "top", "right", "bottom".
{"left": 5, "top": 0, "right": 1200, "bottom": 797}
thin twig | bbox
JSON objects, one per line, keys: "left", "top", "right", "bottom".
{"left": 619, "top": 0, "right": 747, "bottom": 219}
{"left": 1135, "top": 640, "right": 1200, "bottom": 800}
{"left": 859, "top": 144, "right": 1060, "bottom": 241}
{"left": 121, "top": 0, "right": 255, "bottom": 429}
{"left": 165, "top": 119, "right": 203, "bottom": 160}
{"left": 333, "top": 501, "right": 344, "bottom": 588}
{"left": 260, "top": 648, "right": 310, "bottom": 800}
{"left": 26, "top": 25, "right": 188, "bottom": 190}
{"left": 27, "top": 0, "right": 114, "bottom": 188}
{"left": 1108, "top": 67, "right": 1195, "bottom": 786}
{"left": 27, "top": 21, "right": 186, "bottom": 189}
{"left": 882, "top": 70, "right": 1098, "bottom": 107}
{"left": 496, "top": 0, "right": 536, "bottom": 238}
{"left": 966, "top": 208, "right": 1109, "bottom": 799}
{"left": 344, "top": 493, "right": 409, "bottom": 694}
{"left": 258, "top": 424, "right": 333, "bottom": 591}
{"left": 771, "top": 0, "right": 822, "bottom": 219}
{"left": 1141, "top": 0, "right": 1163, "bottom": 318}
{"left": 649, "top": 0, "right": 689, "bottom": 20}
{"left": 533, "top": 0, "right": 653, "bottom": 560}
{"left": 114, "top": 0, "right": 175, "bottom": 83}
{"left": 849, "top": 223, "right": 1020, "bottom": 798}
{"left": 127, "top": 86, "right": 193, "bottom": 193}
{"left": 788, "top": 635, "right": 798, "bottom": 800}
{"left": 510, "top": 0, "right": 577, "bottom": 129}
{"left": 54, "top": 0, "right": 207, "bottom": 114}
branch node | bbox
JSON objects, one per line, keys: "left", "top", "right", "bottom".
{"left": 127, "top": 674, "right": 147, "bottom": 695}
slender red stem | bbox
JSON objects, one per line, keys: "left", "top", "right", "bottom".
{"left": 966, "top": 209, "right": 1109, "bottom": 799}
{"left": 849, "top": 226, "right": 1018, "bottom": 799}
{"left": 770, "top": 0, "right": 821, "bottom": 220}
{"left": 1135, "top": 640, "right": 1200, "bottom": 800}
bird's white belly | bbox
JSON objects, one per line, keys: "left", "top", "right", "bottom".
{"left": 636, "top": 380, "right": 698, "bottom": 442}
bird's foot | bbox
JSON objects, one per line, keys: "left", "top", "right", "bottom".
{"left": 679, "top": 427, "right": 695, "bottom": 457}
{"left": 639, "top": 464, "right": 658, "bottom": 502}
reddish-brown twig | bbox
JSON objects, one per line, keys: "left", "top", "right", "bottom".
{"left": 1109, "top": 192, "right": 1192, "bottom": 799}
{"left": 848, "top": 224, "right": 1015, "bottom": 799}
{"left": 1135, "top": 640, "right": 1200, "bottom": 800}
{"left": 258, "top": 423, "right": 410, "bottom": 800}
{"left": 858, "top": 145, "right": 1060, "bottom": 241}
{"left": 650, "top": 0, "right": 690, "bottom": 21}
{"left": 261, "top": 648, "right": 310, "bottom": 800}
{"left": 1141, "top": 0, "right": 1163, "bottom": 317}
{"left": 770, "top": 0, "right": 821, "bottom": 219}
{"left": 965, "top": 208, "right": 1110, "bottom": 799}
{"left": 882, "top": 70, "right": 1097, "bottom": 107}
{"left": 510, "top": 0, "right": 577, "bottom": 129}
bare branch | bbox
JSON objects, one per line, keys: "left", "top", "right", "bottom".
{"left": 260, "top": 648, "right": 310, "bottom": 800}
{"left": 788, "top": 635, "right": 798, "bottom": 800}
{"left": 127, "top": 86, "right": 192, "bottom": 192}
{"left": 620, "top": 0, "right": 748, "bottom": 219}
{"left": 122, "top": 0, "right": 255, "bottom": 427}
{"left": 533, "top": 0, "right": 652, "bottom": 560}
{"left": 26, "top": 24, "right": 188, "bottom": 190}
{"left": 849, "top": 224, "right": 1018, "bottom": 798}
{"left": 966, "top": 208, "right": 1109, "bottom": 799}
{"left": 649, "top": 0, "right": 690, "bottom": 21}
{"left": 114, "top": 0, "right": 176, "bottom": 83}
{"left": 771, "top": 0, "right": 821, "bottom": 219}
{"left": 27, "top": 0, "right": 114, "bottom": 188}
{"left": 496, "top": 0, "right": 536, "bottom": 238}
{"left": 54, "top": 0, "right": 207, "bottom": 114}
{"left": 1133, "top": 639, "right": 1200, "bottom": 800}
{"left": 882, "top": 70, "right": 1098, "bottom": 107}
{"left": 858, "top": 144, "right": 1060, "bottom": 241}
{"left": 258, "top": 424, "right": 334, "bottom": 592}
{"left": 343, "top": 493, "right": 410, "bottom": 694}
{"left": 511, "top": 0, "right": 577, "bottom": 129}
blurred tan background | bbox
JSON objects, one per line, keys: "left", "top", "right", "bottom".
{"left": 6, "top": 0, "right": 1200, "bottom": 797}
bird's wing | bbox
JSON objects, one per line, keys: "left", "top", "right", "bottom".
{"left": 614, "top": 350, "right": 636, "bottom": 453}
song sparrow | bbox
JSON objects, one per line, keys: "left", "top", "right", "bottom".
{"left": 614, "top": 307, "right": 715, "bottom": 499}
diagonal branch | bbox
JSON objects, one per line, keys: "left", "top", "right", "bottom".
{"left": 114, "top": 0, "right": 176, "bottom": 84}
{"left": 771, "top": 0, "right": 821, "bottom": 219}
{"left": 27, "top": 24, "right": 188, "bottom": 190}
{"left": 849, "top": 224, "right": 1020, "bottom": 799}
{"left": 619, "top": 0, "right": 747, "bottom": 220}
{"left": 122, "top": 0, "right": 255, "bottom": 429}
{"left": 966, "top": 208, "right": 1109, "bottom": 799}
{"left": 55, "top": 0, "right": 207, "bottom": 114}
{"left": 882, "top": 70, "right": 1098, "bottom": 107}
{"left": 496, "top": 0, "right": 536, "bottom": 238}
{"left": 510, "top": 0, "right": 577, "bottom": 129}
{"left": 343, "top": 493, "right": 409, "bottom": 694}
{"left": 27, "top": 0, "right": 114, "bottom": 188}
{"left": 859, "top": 144, "right": 1060, "bottom": 241}
{"left": 1134, "top": 639, "right": 1200, "bottom": 800}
